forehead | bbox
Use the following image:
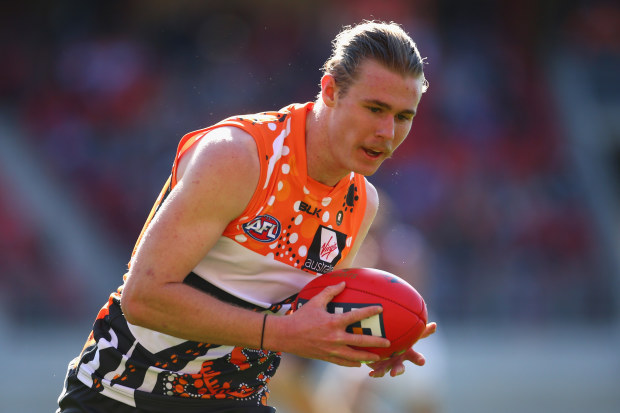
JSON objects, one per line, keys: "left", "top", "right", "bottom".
{"left": 348, "top": 59, "right": 424, "bottom": 110}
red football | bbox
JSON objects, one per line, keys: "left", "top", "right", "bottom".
{"left": 292, "top": 267, "right": 428, "bottom": 359}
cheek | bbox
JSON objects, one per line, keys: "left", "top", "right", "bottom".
{"left": 393, "top": 127, "right": 412, "bottom": 149}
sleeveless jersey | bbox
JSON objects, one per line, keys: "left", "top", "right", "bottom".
{"left": 71, "top": 102, "right": 369, "bottom": 410}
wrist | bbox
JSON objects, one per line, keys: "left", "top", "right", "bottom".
{"left": 260, "top": 313, "right": 292, "bottom": 353}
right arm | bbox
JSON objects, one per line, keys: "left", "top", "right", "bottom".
{"left": 121, "top": 126, "right": 389, "bottom": 366}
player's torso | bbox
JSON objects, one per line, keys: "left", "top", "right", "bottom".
{"left": 187, "top": 102, "right": 369, "bottom": 308}
{"left": 74, "top": 103, "right": 369, "bottom": 408}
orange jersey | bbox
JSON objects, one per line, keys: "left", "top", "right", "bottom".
{"left": 73, "top": 102, "right": 370, "bottom": 410}
{"left": 167, "top": 101, "right": 368, "bottom": 307}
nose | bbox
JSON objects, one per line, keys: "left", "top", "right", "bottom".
{"left": 376, "top": 115, "right": 395, "bottom": 141}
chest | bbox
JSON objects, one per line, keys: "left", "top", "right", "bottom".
{"left": 224, "top": 173, "right": 365, "bottom": 275}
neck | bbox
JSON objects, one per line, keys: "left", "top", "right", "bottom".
{"left": 305, "top": 100, "right": 345, "bottom": 187}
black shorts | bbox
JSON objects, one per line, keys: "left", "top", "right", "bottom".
{"left": 57, "top": 367, "right": 276, "bottom": 413}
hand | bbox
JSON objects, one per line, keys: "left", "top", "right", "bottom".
{"left": 367, "top": 321, "right": 437, "bottom": 378}
{"left": 274, "top": 282, "right": 391, "bottom": 367}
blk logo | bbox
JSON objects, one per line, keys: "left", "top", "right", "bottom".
{"left": 297, "top": 299, "right": 385, "bottom": 338}
{"left": 299, "top": 201, "right": 321, "bottom": 217}
{"left": 242, "top": 215, "right": 281, "bottom": 242}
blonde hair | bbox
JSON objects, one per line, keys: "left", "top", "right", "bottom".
{"left": 322, "top": 20, "right": 429, "bottom": 96}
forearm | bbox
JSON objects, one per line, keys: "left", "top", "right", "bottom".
{"left": 121, "top": 281, "right": 272, "bottom": 349}
{"left": 122, "top": 279, "right": 390, "bottom": 367}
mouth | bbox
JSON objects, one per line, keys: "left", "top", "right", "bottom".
{"left": 362, "top": 147, "right": 388, "bottom": 159}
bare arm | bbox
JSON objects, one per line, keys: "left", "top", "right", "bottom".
{"left": 121, "top": 127, "right": 389, "bottom": 366}
{"left": 122, "top": 126, "right": 265, "bottom": 347}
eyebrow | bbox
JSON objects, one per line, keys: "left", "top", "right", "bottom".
{"left": 363, "top": 99, "right": 416, "bottom": 116}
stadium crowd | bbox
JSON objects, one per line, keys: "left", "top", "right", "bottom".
{"left": 0, "top": 0, "right": 616, "bottom": 328}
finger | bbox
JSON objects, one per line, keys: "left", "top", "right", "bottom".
{"left": 323, "top": 345, "right": 381, "bottom": 366}
{"left": 405, "top": 349, "right": 426, "bottom": 366}
{"left": 368, "top": 365, "right": 390, "bottom": 378}
{"left": 337, "top": 345, "right": 383, "bottom": 363}
{"left": 326, "top": 357, "right": 364, "bottom": 368}
{"left": 390, "top": 361, "right": 406, "bottom": 377}
{"left": 308, "top": 282, "right": 346, "bottom": 308}
{"left": 369, "top": 369, "right": 386, "bottom": 378}
{"left": 419, "top": 322, "right": 437, "bottom": 339}
{"left": 337, "top": 305, "right": 383, "bottom": 326}
{"left": 343, "top": 331, "right": 390, "bottom": 348}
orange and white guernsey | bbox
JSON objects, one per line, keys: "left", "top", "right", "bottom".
{"left": 72, "top": 102, "right": 369, "bottom": 411}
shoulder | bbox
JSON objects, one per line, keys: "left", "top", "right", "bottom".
{"left": 177, "top": 126, "right": 259, "bottom": 182}
{"left": 362, "top": 178, "right": 379, "bottom": 220}
{"left": 194, "top": 126, "right": 259, "bottom": 165}
{"left": 174, "top": 126, "right": 260, "bottom": 221}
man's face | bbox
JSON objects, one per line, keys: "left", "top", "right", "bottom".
{"left": 325, "top": 59, "right": 424, "bottom": 179}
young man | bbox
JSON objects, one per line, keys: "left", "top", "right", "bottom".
{"left": 58, "top": 20, "right": 436, "bottom": 413}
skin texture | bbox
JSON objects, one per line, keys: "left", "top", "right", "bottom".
{"left": 121, "top": 58, "right": 436, "bottom": 376}
{"left": 306, "top": 59, "right": 423, "bottom": 186}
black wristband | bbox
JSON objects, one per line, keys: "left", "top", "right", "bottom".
{"left": 260, "top": 313, "right": 268, "bottom": 350}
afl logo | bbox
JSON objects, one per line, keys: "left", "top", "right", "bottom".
{"left": 242, "top": 215, "right": 281, "bottom": 242}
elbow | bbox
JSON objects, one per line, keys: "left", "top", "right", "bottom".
{"left": 120, "top": 290, "right": 139, "bottom": 325}
{"left": 120, "top": 283, "right": 149, "bottom": 327}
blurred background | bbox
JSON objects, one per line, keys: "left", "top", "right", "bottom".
{"left": 0, "top": 0, "right": 618, "bottom": 412}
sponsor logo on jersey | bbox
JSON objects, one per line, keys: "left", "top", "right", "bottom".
{"left": 299, "top": 201, "right": 321, "bottom": 217}
{"left": 242, "top": 215, "right": 281, "bottom": 242}
{"left": 303, "top": 225, "right": 347, "bottom": 274}
{"left": 297, "top": 299, "right": 385, "bottom": 338}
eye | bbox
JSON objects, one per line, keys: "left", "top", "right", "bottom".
{"left": 368, "top": 106, "right": 382, "bottom": 113}
{"left": 396, "top": 113, "right": 413, "bottom": 122}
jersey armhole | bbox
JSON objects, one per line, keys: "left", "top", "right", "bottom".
{"left": 350, "top": 175, "right": 369, "bottom": 246}
{"left": 170, "top": 121, "right": 270, "bottom": 231}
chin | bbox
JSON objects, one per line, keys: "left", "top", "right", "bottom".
{"left": 353, "top": 164, "right": 382, "bottom": 177}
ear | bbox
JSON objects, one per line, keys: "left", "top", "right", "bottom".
{"left": 320, "top": 74, "right": 338, "bottom": 107}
